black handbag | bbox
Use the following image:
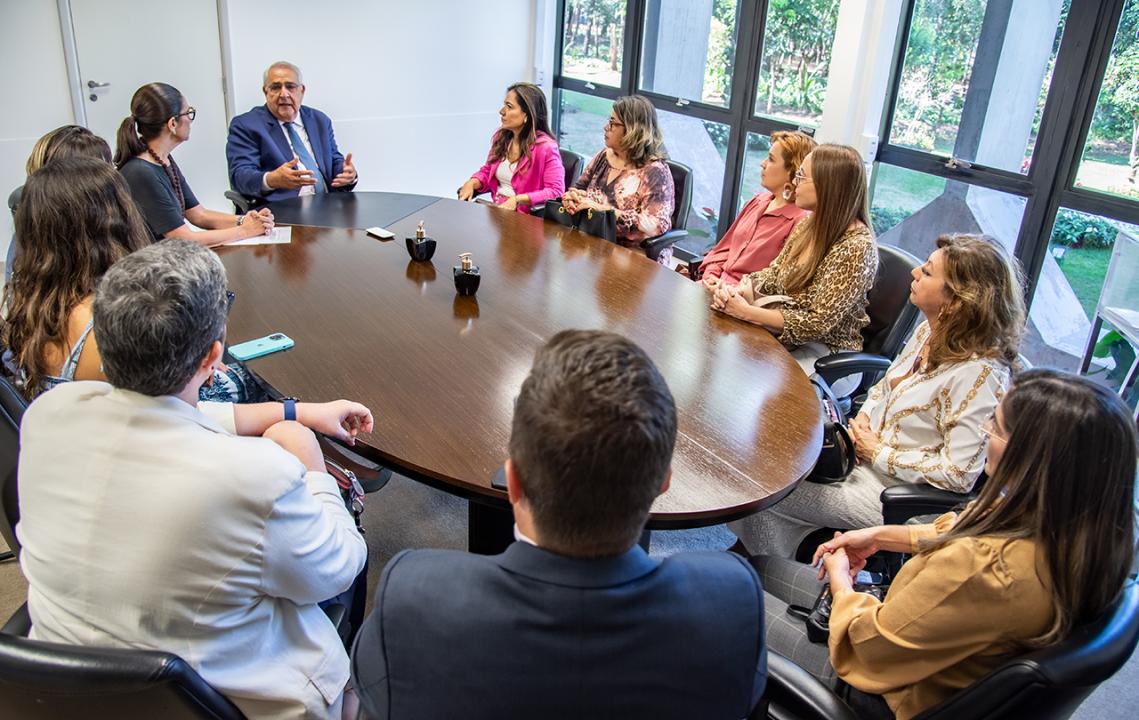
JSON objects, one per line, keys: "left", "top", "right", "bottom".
{"left": 544, "top": 199, "right": 617, "bottom": 243}
{"left": 805, "top": 374, "right": 857, "bottom": 483}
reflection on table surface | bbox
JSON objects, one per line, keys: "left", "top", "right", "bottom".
{"left": 220, "top": 196, "right": 821, "bottom": 527}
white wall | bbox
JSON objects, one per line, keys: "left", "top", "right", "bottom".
{"left": 0, "top": 0, "right": 76, "bottom": 252}
{"left": 0, "top": 0, "right": 539, "bottom": 263}
{"left": 222, "top": 0, "right": 538, "bottom": 198}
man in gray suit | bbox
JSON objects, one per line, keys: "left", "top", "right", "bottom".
{"left": 351, "top": 329, "right": 767, "bottom": 719}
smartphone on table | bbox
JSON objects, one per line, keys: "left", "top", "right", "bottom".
{"left": 229, "top": 333, "right": 295, "bottom": 361}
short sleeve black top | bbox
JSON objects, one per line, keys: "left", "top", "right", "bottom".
{"left": 119, "top": 156, "right": 200, "bottom": 239}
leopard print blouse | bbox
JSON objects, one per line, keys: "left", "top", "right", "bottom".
{"left": 747, "top": 221, "right": 877, "bottom": 352}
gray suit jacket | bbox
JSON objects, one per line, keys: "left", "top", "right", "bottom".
{"left": 351, "top": 541, "right": 766, "bottom": 719}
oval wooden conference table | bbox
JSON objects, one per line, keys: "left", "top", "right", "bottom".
{"left": 218, "top": 192, "right": 822, "bottom": 553}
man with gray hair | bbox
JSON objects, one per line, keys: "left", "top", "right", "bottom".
{"left": 17, "top": 239, "right": 370, "bottom": 719}
{"left": 226, "top": 60, "right": 358, "bottom": 204}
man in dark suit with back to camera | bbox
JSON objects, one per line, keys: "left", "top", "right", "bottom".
{"left": 351, "top": 329, "right": 767, "bottom": 719}
{"left": 226, "top": 61, "right": 357, "bottom": 204}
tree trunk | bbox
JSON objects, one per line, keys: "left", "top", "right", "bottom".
{"left": 1129, "top": 116, "right": 1139, "bottom": 183}
{"left": 765, "top": 58, "right": 776, "bottom": 114}
{"left": 609, "top": 24, "right": 619, "bottom": 71}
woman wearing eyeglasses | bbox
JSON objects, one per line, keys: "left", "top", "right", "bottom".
{"left": 560, "top": 95, "right": 675, "bottom": 262}
{"left": 749, "top": 369, "right": 1136, "bottom": 719}
{"left": 730, "top": 234, "right": 1026, "bottom": 557}
{"left": 711, "top": 144, "right": 877, "bottom": 387}
{"left": 115, "top": 83, "right": 273, "bottom": 244}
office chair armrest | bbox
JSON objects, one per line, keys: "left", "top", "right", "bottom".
{"left": 642, "top": 229, "right": 689, "bottom": 261}
{"left": 224, "top": 190, "right": 253, "bottom": 215}
{"left": 751, "top": 652, "right": 858, "bottom": 720}
{"left": 2, "top": 602, "right": 31, "bottom": 636}
{"left": 317, "top": 435, "right": 392, "bottom": 494}
{"left": 813, "top": 352, "right": 892, "bottom": 386}
{"left": 881, "top": 483, "right": 975, "bottom": 526}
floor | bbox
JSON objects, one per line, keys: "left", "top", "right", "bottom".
{"left": 2, "top": 473, "right": 1136, "bottom": 717}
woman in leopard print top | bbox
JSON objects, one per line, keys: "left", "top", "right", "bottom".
{"left": 712, "top": 144, "right": 877, "bottom": 386}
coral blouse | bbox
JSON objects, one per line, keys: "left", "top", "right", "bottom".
{"left": 699, "top": 192, "right": 808, "bottom": 284}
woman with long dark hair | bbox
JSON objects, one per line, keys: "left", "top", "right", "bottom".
{"left": 115, "top": 82, "right": 273, "bottom": 244}
{"left": 752, "top": 369, "right": 1138, "bottom": 720}
{"left": 4, "top": 157, "right": 150, "bottom": 396}
{"left": 458, "top": 82, "right": 565, "bottom": 214}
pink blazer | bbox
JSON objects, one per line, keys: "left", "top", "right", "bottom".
{"left": 470, "top": 131, "right": 565, "bottom": 214}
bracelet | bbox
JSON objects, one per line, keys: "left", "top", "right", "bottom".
{"left": 283, "top": 398, "right": 297, "bottom": 422}
{"left": 236, "top": 215, "right": 245, "bottom": 226}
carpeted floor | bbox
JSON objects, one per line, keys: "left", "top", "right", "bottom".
{"left": 1, "top": 474, "right": 1135, "bottom": 717}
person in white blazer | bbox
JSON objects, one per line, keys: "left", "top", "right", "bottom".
{"left": 731, "top": 234, "right": 1026, "bottom": 557}
{"left": 16, "top": 239, "right": 371, "bottom": 719}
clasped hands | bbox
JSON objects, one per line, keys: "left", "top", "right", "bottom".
{"left": 710, "top": 275, "right": 752, "bottom": 319}
{"left": 560, "top": 188, "right": 612, "bottom": 214}
{"left": 812, "top": 528, "right": 881, "bottom": 593}
{"left": 847, "top": 412, "right": 882, "bottom": 465}
{"left": 238, "top": 208, "right": 275, "bottom": 238}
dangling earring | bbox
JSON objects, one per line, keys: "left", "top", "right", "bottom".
{"left": 781, "top": 186, "right": 792, "bottom": 201}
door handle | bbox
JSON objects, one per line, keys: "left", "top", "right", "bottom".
{"left": 87, "top": 80, "right": 110, "bottom": 89}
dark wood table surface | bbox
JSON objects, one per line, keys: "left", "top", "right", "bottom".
{"left": 219, "top": 193, "right": 821, "bottom": 539}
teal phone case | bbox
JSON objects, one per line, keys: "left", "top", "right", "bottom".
{"left": 228, "top": 333, "right": 295, "bottom": 361}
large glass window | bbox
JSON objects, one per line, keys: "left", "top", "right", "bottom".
{"left": 1074, "top": 0, "right": 1139, "bottom": 199}
{"left": 561, "top": 0, "right": 628, "bottom": 88}
{"left": 737, "top": 132, "right": 772, "bottom": 212}
{"left": 557, "top": 89, "right": 613, "bottom": 161}
{"left": 655, "top": 107, "right": 729, "bottom": 254}
{"left": 639, "top": 0, "right": 740, "bottom": 108}
{"left": 1026, "top": 211, "right": 1139, "bottom": 409}
{"left": 754, "top": 0, "right": 841, "bottom": 127}
{"left": 888, "top": 0, "right": 1067, "bottom": 174}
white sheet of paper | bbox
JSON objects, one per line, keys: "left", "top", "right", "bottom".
{"left": 229, "top": 226, "right": 292, "bottom": 246}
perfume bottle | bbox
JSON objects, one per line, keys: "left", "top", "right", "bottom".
{"left": 405, "top": 220, "right": 437, "bottom": 261}
{"left": 453, "top": 252, "right": 481, "bottom": 296}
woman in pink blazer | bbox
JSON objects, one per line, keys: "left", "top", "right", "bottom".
{"left": 458, "top": 83, "right": 565, "bottom": 214}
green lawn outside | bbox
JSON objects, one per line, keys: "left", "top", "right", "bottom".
{"left": 871, "top": 164, "right": 947, "bottom": 214}
{"left": 1055, "top": 246, "right": 1111, "bottom": 321}
{"left": 561, "top": 91, "right": 611, "bottom": 118}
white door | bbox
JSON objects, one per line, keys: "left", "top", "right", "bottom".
{"left": 67, "top": 0, "right": 230, "bottom": 212}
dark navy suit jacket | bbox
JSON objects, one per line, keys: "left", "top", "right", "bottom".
{"left": 225, "top": 104, "right": 356, "bottom": 203}
{"left": 351, "top": 541, "right": 767, "bottom": 719}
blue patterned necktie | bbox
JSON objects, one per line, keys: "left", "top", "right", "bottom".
{"left": 284, "top": 122, "right": 327, "bottom": 193}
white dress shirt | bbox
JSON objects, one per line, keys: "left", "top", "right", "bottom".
{"left": 16, "top": 382, "right": 367, "bottom": 719}
{"left": 263, "top": 113, "right": 319, "bottom": 197}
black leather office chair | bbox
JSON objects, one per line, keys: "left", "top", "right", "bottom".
{"left": 224, "top": 190, "right": 257, "bottom": 215}
{"left": 0, "top": 604, "right": 247, "bottom": 719}
{"left": 813, "top": 244, "right": 922, "bottom": 413}
{"left": 641, "top": 159, "right": 692, "bottom": 262}
{"left": 0, "top": 375, "right": 25, "bottom": 563}
{"left": 751, "top": 582, "right": 1139, "bottom": 720}
{"left": 560, "top": 148, "right": 586, "bottom": 189}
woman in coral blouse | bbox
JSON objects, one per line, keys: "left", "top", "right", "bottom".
{"left": 749, "top": 369, "right": 1137, "bottom": 719}
{"left": 458, "top": 82, "right": 565, "bottom": 214}
{"left": 696, "top": 131, "right": 815, "bottom": 290}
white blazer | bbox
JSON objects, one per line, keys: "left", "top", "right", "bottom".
{"left": 16, "top": 382, "right": 367, "bottom": 719}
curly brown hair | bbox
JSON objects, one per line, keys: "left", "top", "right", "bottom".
{"left": 768, "top": 130, "right": 816, "bottom": 201}
{"left": 4, "top": 158, "right": 150, "bottom": 397}
{"left": 925, "top": 234, "right": 1025, "bottom": 371}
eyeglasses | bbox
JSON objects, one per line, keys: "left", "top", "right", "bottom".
{"left": 266, "top": 82, "right": 301, "bottom": 93}
{"left": 173, "top": 107, "right": 196, "bottom": 122}
{"left": 980, "top": 416, "right": 1007, "bottom": 442}
{"left": 604, "top": 119, "right": 625, "bottom": 131}
{"left": 793, "top": 168, "right": 813, "bottom": 186}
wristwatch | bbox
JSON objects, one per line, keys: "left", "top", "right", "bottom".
{"left": 236, "top": 215, "right": 245, "bottom": 226}
{"left": 282, "top": 397, "right": 297, "bottom": 421}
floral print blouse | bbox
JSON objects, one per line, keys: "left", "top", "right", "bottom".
{"left": 574, "top": 151, "right": 674, "bottom": 246}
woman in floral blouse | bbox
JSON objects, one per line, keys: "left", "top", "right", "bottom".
{"left": 561, "top": 95, "right": 675, "bottom": 263}
{"left": 711, "top": 144, "right": 877, "bottom": 389}
{"left": 731, "top": 234, "right": 1027, "bottom": 557}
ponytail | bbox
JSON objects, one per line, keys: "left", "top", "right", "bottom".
{"left": 114, "top": 115, "right": 145, "bottom": 167}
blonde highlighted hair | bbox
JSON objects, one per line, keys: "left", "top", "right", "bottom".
{"left": 768, "top": 130, "right": 816, "bottom": 201}
{"left": 781, "top": 144, "right": 871, "bottom": 294}
{"left": 613, "top": 95, "right": 667, "bottom": 168}
{"left": 926, "top": 234, "right": 1025, "bottom": 371}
